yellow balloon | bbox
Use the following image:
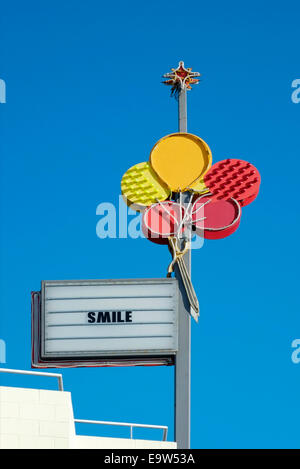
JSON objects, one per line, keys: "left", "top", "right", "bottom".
{"left": 150, "top": 133, "right": 212, "bottom": 192}
{"left": 121, "top": 162, "right": 171, "bottom": 211}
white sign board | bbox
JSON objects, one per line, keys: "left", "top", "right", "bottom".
{"left": 32, "top": 279, "right": 179, "bottom": 368}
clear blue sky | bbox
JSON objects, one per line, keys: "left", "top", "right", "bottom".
{"left": 0, "top": 0, "right": 299, "bottom": 449}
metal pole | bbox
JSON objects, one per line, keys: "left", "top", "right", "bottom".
{"left": 174, "top": 86, "right": 191, "bottom": 449}
{"left": 178, "top": 88, "right": 187, "bottom": 133}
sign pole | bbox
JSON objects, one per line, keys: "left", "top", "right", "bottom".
{"left": 174, "top": 84, "right": 191, "bottom": 449}
{"left": 178, "top": 86, "right": 187, "bottom": 133}
{"left": 162, "top": 61, "right": 200, "bottom": 449}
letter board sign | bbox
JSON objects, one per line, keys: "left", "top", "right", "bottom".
{"left": 32, "top": 278, "right": 179, "bottom": 368}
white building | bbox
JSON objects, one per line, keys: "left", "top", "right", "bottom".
{"left": 0, "top": 369, "right": 176, "bottom": 450}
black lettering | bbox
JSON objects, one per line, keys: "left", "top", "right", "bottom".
{"left": 126, "top": 311, "right": 132, "bottom": 322}
{"left": 97, "top": 311, "right": 111, "bottom": 323}
{"left": 88, "top": 311, "right": 133, "bottom": 324}
{"left": 87, "top": 312, "right": 96, "bottom": 323}
{"left": 117, "top": 311, "right": 124, "bottom": 322}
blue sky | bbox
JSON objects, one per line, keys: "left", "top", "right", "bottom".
{"left": 0, "top": 0, "right": 300, "bottom": 449}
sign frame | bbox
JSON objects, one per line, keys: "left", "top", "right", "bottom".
{"left": 32, "top": 278, "right": 179, "bottom": 368}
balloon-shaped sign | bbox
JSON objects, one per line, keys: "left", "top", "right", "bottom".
{"left": 204, "top": 159, "right": 261, "bottom": 207}
{"left": 150, "top": 133, "right": 212, "bottom": 192}
{"left": 142, "top": 201, "right": 185, "bottom": 245}
{"left": 121, "top": 162, "right": 171, "bottom": 211}
{"left": 192, "top": 194, "right": 241, "bottom": 240}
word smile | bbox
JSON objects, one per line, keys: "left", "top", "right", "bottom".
{"left": 87, "top": 311, "right": 133, "bottom": 323}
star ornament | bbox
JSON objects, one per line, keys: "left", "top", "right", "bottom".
{"left": 163, "top": 61, "right": 201, "bottom": 91}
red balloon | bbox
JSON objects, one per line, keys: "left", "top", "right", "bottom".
{"left": 204, "top": 159, "right": 261, "bottom": 207}
{"left": 192, "top": 194, "right": 242, "bottom": 240}
{"left": 142, "top": 201, "right": 185, "bottom": 245}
